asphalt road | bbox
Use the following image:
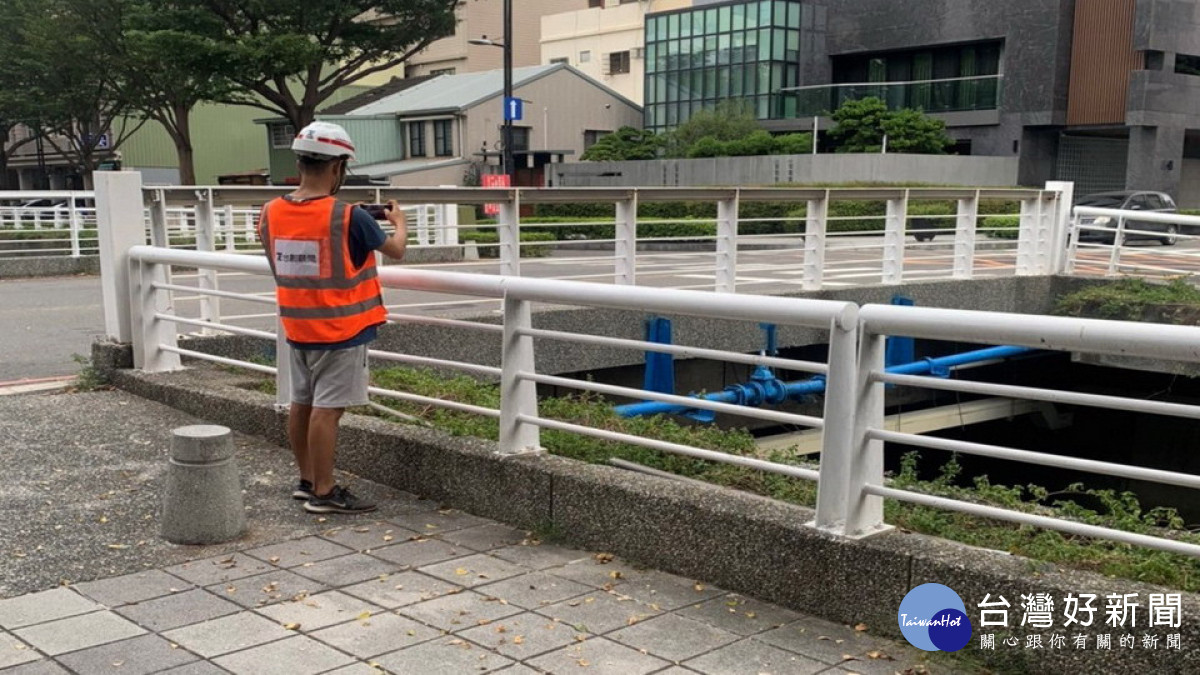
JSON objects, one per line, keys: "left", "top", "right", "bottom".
{"left": 4, "top": 236, "right": 1196, "bottom": 382}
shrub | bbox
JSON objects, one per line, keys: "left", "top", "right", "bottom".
{"left": 981, "top": 215, "right": 1020, "bottom": 239}
{"left": 459, "top": 230, "right": 556, "bottom": 257}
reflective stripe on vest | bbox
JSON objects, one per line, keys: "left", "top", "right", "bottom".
{"left": 259, "top": 197, "right": 387, "bottom": 344}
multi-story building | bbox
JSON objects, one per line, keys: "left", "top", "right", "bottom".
{"left": 541, "top": 0, "right": 693, "bottom": 104}
{"left": 641, "top": 0, "right": 1200, "bottom": 200}
{"left": 396, "top": 0, "right": 592, "bottom": 82}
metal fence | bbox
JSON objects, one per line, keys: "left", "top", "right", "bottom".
{"left": 94, "top": 172, "right": 1200, "bottom": 558}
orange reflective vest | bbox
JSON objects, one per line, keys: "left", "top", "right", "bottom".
{"left": 258, "top": 197, "right": 386, "bottom": 345}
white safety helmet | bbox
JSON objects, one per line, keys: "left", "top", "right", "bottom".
{"left": 292, "top": 121, "right": 356, "bottom": 162}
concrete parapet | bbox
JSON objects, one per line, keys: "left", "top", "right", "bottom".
{"left": 161, "top": 425, "right": 246, "bottom": 545}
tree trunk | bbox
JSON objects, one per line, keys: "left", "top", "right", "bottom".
{"left": 173, "top": 105, "right": 197, "bottom": 185}
{"left": 0, "top": 151, "right": 10, "bottom": 190}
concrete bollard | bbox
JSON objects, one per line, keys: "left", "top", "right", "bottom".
{"left": 162, "top": 425, "right": 246, "bottom": 545}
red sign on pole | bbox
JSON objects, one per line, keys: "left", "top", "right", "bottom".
{"left": 482, "top": 173, "right": 510, "bottom": 216}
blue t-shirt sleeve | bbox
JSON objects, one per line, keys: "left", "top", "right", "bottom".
{"left": 348, "top": 206, "right": 389, "bottom": 268}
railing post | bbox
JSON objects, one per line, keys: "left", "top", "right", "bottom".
{"left": 812, "top": 308, "right": 859, "bottom": 531}
{"left": 416, "top": 204, "right": 430, "bottom": 246}
{"left": 1107, "top": 214, "right": 1127, "bottom": 276}
{"left": 952, "top": 192, "right": 979, "bottom": 279}
{"left": 96, "top": 171, "right": 147, "bottom": 343}
{"left": 223, "top": 204, "right": 237, "bottom": 252}
{"left": 881, "top": 192, "right": 907, "bottom": 284}
{"left": 444, "top": 199, "right": 460, "bottom": 246}
{"left": 194, "top": 189, "right": 221, "bottom": 330}
{"left": 128, "top": 257, "right": 181, "bottom": 372}
{"left": 68, "top": 195, "right": 81, "bottom": 258}
{"left": 715, "top": 191, "right": 739, "bottom": 292}
{"left": 614, "top": 193, "right": 638, "bottom": 285}
{"left": 1045, "top": 181, "right": 1075, "bottom": 275}
{"left": 499, "top": 294, "right": 541, "bottom": 455}
{"left": 498, "top": 190, "right": 521, "bottom": 276}
{"left": 801, "top": 191, "right": 828, "bottom": 291}
{"left": 844, "top": 327, "right": 890, "bottom": 537}
{"left": 1015, "top": 197, "right": 1041, "bottom": 275}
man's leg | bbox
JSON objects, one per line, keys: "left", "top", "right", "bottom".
{"left": 308, "top": 407, "right": 344, "bottom": 497}
{"left": 288, "top": 402, "right": 314, "bottom": 484}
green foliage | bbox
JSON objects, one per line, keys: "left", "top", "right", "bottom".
{"left": 458, "top": 230, "right": 556, "bottom": 258}
{"left": 72, "top": 354, "right": 106, "bottom": 391}
{"left": 685, "top": 130, "right": 814, "bottom": 158}
{"left": 980, "top": 215, "right": 1020, "bottom": 239}
{"left": 663, "top": 100, "right": 761, "bottom": 158}
{"left": 1054, "top": 278, "right": 1200, "bottom": 320}
{"left": 828, "top": 97, "right": 953, "bottom": 154}
{"left": 581, "top": 127, "right": 664, "bottom": 161}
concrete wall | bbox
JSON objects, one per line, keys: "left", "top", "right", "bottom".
{"left": 541, "top": 1, "right": 669, "bottom": 104}
{"left": 0, "top": 255, "right": 100, "bottom": 279}
{"left": 549, "top": 152, "right": 1019, "bottom": 187}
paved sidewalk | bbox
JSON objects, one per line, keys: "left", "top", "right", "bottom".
{"left": 0, "top": 390, "right": 958, "bottom": 674}
{"left": 0, "top": 512, "right": 942, "bottom": 675}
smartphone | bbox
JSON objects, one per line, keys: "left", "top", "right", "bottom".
{"left": 363, "top": 203, "right": 391, "bottom": 220}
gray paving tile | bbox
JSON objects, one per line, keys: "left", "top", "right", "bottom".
{"left": 536, "top": 591, "right": 662, "bottom": 635}
{"left": 165, "top": 553, "right": 274, "bottom": 587}
{"left": 243, "top": 536, "right": 356, "bottom": 568}
{"left": 526, "top": 636, "right": 669, "bottom": 675}
{"left": 474, "top": 571, "right": 592, "bottom": 610}
{"left": 653, "top": 668, "right": 701, "bottom": 674}
{"left": 73, "top": 570, "right": 192, "bottom": 608}
{"left": 615, "top": 569, "right": 724, "bottom": 612}
{"left": 0, "top": 588, "right": 103, "bottom": 630}
{"left": 755, "top": 616, "right": 890, "bottom": 666}
{"left": 289, "top": 553, "right": 400, "bottom": 587}
{"left": 338, "top": 571, "right": 458, "bottom": 609}
{"left": 418, "top": 553, "right": 531, "bottom": 588}
{"left": 157, "top": 663, "right": 230, "bottom": 675}
{"left": 386, "top": 508, "right": 490, "bottom": 534}
{"left": 493, "top": 666, "right": 542, "bottom": 675}
{"left": 607, "top": 613, "right": 741, "bottom": 663}
{"left": 115, "top": 588, "right": 241, "bottom": 632}
{"left": 548, "top": 556, "right": 642, "bottom": 590}
{"left": 213, "top": 635, "right": 355, "bottom": 675}
{"left": 398, "top": 590, "right": 522, "bottom": 632}
{"left": 367, "top": 537, "right": 471, "bottom": 568}
{"left": 0, "top": 631, "right": 40, "bottom": 668}
{"left": 256, "top": 591, "right": 383, "bottom": 632}
{"left": 373, "top": 635, "right": 514, "bottom": 674}
{"left": 162, "top": 611, "right": 292, "bottom": 658}
{"left": 310, "top": 611, "right": 440, "bottom": 658}
{"left": 490, "top": 542, "right": 591, "bottom": 570}
{"left": 205, "top": 569, "right": 329, "bottom": 609}
{"left": 319, "top": 521, "right": 419, "bottom": 552}
{"left": 56, "top": 634, "right": 198, "bottom": 675}
{"left": 321, "top": 665, "right": 385, "bottom": 675}
{"left": 683, "top": 593, "right": 803, "bottom": 636}
{"left": 683, "top": 638, "right": 828, "bottom": 675}
{"left": 434, "top": 523, "right": 530, "bottom": 552}
{"left": 457, "top": 611, "right": 582, "bottom": 660}
{"left": 14, "top": 611, "right": 145, "bottom": 656}
{"left": 0, "top": 661, "right": 71, "bottom": 674}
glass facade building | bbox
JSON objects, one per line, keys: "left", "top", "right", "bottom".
{"left": 644, "top": 0, "right": 804, "bottom": 133}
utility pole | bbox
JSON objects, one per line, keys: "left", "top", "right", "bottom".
{"left": 502, "top": 0, "right": 514, "bottom": 186}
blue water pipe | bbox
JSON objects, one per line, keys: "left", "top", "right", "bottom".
{"left": 614, "top": 344, "right": 1035, "bottom": 420}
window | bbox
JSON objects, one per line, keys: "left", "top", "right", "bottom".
{"left": 429, "top": 67, "right": 456, "bottom": 76}
{"left": 579, "top": 50, "right": 591, "bottom": 63}
{"left": 433, "top": 120, "right": 453, "bottom": 156}
{"left": 583, "top": 129, "right": 611, "bottom": 149}
{"left": 588, "top": 0, "right": 603, "bottom": 7}
{"left": 408, "top": 122, "right": 426, "bottom": 158}
{"left": 550, "top": 57, "right": 569, "bottom": 65}
{"left": 510, "top": 126, "right": 531, "bottom": 152}
{"left": 270, "top": 123, "right": 296, "bottom": 149}
{"left": 1177, "top": 54, "right": 1200, "bottom": 76}
{"left": 609, "top": 51, "right": 631, "bottom": 75}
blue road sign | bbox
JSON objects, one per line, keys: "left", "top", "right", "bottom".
{"left": 504, "top": 96, "right": 523, "bottom": 121}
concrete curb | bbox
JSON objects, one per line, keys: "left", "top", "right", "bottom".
{"left": 0, "top": 255, "right": 100, "bottom": 279}
{"left": 98, "top": 349, "right": 1200, "bottom": 674}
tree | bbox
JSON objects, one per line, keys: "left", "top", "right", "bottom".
{"left": 0, "top": 0, "right": 41, "bottom": 189}
{"left": 581, "top": 127, "right": 663, "bottom": 161}
{"left": 664, "top": 99, "right": 760, "bottom": 158}
{"left": 187, "top": 0, "right": 461, "bottom": 129}
{"left": 62, "top": 0, "right": 237, "bottom": 185}
{"left": 828, "top": 97, "right": 953, "bottom": 154}
{"left": 685, "top": 131, "right": 813, "bottom": 158}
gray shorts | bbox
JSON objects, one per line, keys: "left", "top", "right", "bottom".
{"left": 289, "top": 344, "right": 370, "bottom": 409}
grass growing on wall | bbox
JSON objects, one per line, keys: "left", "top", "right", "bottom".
{"left": 253, "top": 365, "right": 1200, "bottom": 591}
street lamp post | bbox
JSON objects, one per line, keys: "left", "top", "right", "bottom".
{"left": 469, "top": 0, "right": 515, "bottom": 186}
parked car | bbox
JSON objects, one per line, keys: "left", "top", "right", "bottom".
{"left": 1074, "top": 190, "right": 1180, "bottom": 246}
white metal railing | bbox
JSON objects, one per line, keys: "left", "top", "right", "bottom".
{"left": 96, "top": 170, "right": 1200, "bottom": 559}
{"left": 1067, "top": 206, "right": 1200, "bottom": 279}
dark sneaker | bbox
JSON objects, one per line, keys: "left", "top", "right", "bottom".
{"left": 292, "top": 479, "right": 314, "bottom": 501}
{"left": 304, "top": 486, "right": 377, "bottom": 514}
